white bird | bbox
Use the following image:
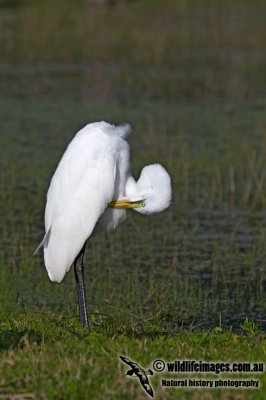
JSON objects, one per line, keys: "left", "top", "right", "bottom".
{"left": 36, "top": 122, "right": 172, "bottom": 326}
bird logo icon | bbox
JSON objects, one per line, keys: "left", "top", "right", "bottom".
{"left": 120, "top": 355, "right": 154, "bottom": 397}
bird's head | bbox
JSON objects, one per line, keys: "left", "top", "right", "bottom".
{"left": 134, "top": 164, "right": 172, "bottom": 215}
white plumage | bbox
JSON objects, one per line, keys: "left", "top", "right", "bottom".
{"left": 39, "top": 122, "right": 172, "bottom": 284}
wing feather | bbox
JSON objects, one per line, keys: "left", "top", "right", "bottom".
{"left": 43, "top": 123, "right": 123, "bottom": 282}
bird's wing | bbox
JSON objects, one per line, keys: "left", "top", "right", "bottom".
{"left": 43, "top": 123, "right": 127, "bottom": 282}
{"left": 141, "top": 381, "right": 154, "bottom": 397}
{"left": 136, "top": 371, "right": 154, "bottom": 397}
{"left": 120, "top": 356, "right": 140, "bottom": 370}
{"left": 33, "top": 226, "right": 51, "bottom": 255}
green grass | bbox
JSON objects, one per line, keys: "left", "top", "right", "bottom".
{"left": 0, "top": 0, "right": 266, "bottom": 398}
{"left": 1, "top": 312, "right": 266, "bottom": 399}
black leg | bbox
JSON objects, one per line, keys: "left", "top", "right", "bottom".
{"left": 74, "top": 242, "right": 89, "bottom": 327}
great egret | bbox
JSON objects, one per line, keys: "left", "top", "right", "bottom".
{"left": 36, "top": 122, "right": 171, "bottom": 326}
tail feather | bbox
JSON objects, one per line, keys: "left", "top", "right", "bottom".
{"left": 43, "top": 217, "right": 86, "bottom": 283}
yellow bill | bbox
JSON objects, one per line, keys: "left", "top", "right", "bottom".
{"left": 108, "top": 199, "right": 145, "bottom": 209}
